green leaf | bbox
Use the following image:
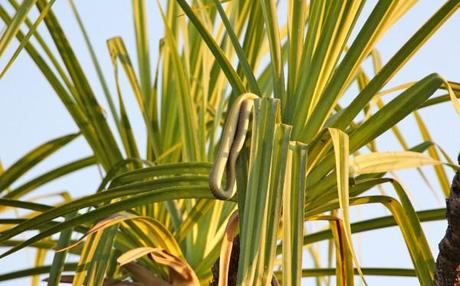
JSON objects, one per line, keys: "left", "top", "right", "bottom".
{"left": 0, "top": 185, "right": 214, "bottom": 259}
{"left": 309, "top": 73, "right": 446, "bottom": 187}
{"left": 157, "top": 3, "right": 201, "bottom": 161}
{"left": 0, "top": 164, "right": 210, "bottom": 246}
{"left": 304, "top": 208, "right": 445, "bottom": 245}
{"left": 0, "top": 0, "right": 38, "bottom": 60}
{"left": 47, "top": 212, "right": 77, "bottom": 286}
{"left": 211, "top": 0, "right": 260, "bottom": 94}
{"left": 298, "top": 0, "right": 393, "bottom": 140}
{"left": 257, "top": 124, "right": 291, "bottom": 286}
{"left": 0, "top": 264, "right": 77, "bottom": 282}
{"left": 274, "top": 267, "right": 416, "bottom": 279}
{"left": 329, "top": 128, "right": 363, "bottom": 285}
{"left": 333, "top": 0, "right": 460, "bottom": 130}
{"left": 36, "top": 0, "right": 123, "bottom": 169}
{"left": 282, "top": 142, "right": 308, "bottom": 286}
{"left": 0, "top": 132, "right": 79, "bottom": 192}
{"left": 68, "top": 0, "right": 121, "bottom": 139}
{"left": 259, "top": 0, "right": 285, "bottom": 101}
{"left": 413, "top": 111, "right": 451, "bottom": 197}
{"left": 0, "top": 0, "right": 56, "bottom": 78}
{"left": 132, "top": 0, "right": 152, "bottom": 106}
{"left": 237, "top": 97, "right": 279, "bottom": 285}
{"left": 175, "top": 0, "right": 247, "bottom": 95}
{"left": 174, "top": 199, "right": 213, "bottom": 242}
{"left": 3, "top": 156, "right": 95, "bottom": 201}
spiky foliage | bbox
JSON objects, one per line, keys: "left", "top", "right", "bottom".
{"left": 0, "top": 1, "right": 460, "bottom": 285}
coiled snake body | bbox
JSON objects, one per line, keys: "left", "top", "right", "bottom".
{"left": 209, "top": 93, "right": 258, "bottom": 200}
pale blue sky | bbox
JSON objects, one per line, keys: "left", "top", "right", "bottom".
{"left": 0, "top": 1, "right": 460, "bottom": 285}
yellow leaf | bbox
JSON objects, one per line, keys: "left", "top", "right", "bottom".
{"left": 350, "top": 151, "right": 441, "bottom": 175}
{"left": 118, "top": 247, "right": 200, "bottom": 286}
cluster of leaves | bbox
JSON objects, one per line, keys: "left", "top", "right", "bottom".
{"left": 0, "top": 0, "right": 460, "bottom": 285}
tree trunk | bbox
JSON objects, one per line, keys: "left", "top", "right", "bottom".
{"left": 210, "top": 236, "right": 278, "bottom": 286}
{"left": 434, "top": 156, "right": 460, "bottom": 285}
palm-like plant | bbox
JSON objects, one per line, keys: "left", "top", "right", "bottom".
{"left": 0, "top": 0, "right": 460, "bottom": 285}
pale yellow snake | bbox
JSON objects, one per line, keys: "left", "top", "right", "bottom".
{"left": 209, "top": 93, "right": 258, "bottom": 200}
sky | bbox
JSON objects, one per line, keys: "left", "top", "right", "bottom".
{"left": 0, "top": 0, "right": 460, "bottom": 285}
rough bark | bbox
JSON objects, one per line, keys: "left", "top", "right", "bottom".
{"left": 434, "top": 155, "right": 460, "bottom": 285}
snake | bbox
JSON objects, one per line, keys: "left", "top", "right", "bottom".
{"left": 209, "top": 93, "right": 259, "bottom": 200}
